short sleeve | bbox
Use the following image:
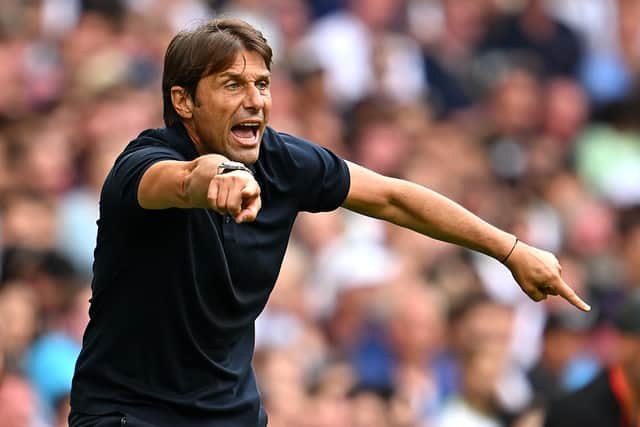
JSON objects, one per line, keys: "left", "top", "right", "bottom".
{"left": 103, "top": 144, "right": 182, "bottom": 214}
{"left": 279, "top": 133, "right": 351, "bottom": 213}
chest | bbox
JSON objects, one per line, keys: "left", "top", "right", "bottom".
{"left": 186, "top": 197, "right": 298, "bottom": 289}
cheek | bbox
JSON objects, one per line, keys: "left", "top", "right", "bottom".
{"left": 262, "top": 103, "right": 272, "bottom": 124}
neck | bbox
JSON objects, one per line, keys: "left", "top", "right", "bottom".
{"left": 181, "top": 121, "right": 205, "bottom": 156}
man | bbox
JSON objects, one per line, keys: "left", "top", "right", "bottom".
{"left": 544, "top": 292, "right": 640, "bottom": 427}
{"left": 69, "top": 18, "right": 589, "bottom": 427}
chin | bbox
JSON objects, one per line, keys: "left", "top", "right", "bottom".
{"left": 232, "top": 149, "right": 260, "bottom": 165}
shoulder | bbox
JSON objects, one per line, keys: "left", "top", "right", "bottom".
{"left": 119, "top": 126, "right": 195, "bottom": 161}
{"left": 256, "top": 127, "right": 350, "bottom": 212}
{"left": 101, "top": 127, "right": 193, "bottom": 210}
{"left": 257, "top": 127, "right": 309, "bottom": 169}
{"left": 257, "top": 126, "right": 348, "bottom": 180}
{"left": 260, "top": 127, "right": 311, "bottom": 151}
{"left": 108, "top": 127, "right": 195, "bottom": 179}
{"left": 259, "top": 127, "right": 337, "bottom": 162}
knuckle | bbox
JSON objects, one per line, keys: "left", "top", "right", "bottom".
{"left": 532, "top": 293, "right": 545, "bottom": 301}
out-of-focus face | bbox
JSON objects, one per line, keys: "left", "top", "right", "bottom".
{"left": 0, "top": 284, "right": 37, "bottom": 358}
{"left": 184, "top": 49, "right": 271, "bottom": 164}
{"left": 389, "top": 284, "right": 444, "bottom": 362}
{"left": 491, "top": 70, "right": 541, "bottom": 137}
{"left": 544, "top": 78, "right": 588, "bottom": 142}
{"left": 444, "top": 0, "right": 493, "bottom": 43}
{"left": 462, "top": 344, "right": 506, "bottom": 404}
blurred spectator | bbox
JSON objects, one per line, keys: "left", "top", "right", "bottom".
{"left": 1, "top": 193, "right": 58, "bottom": 250}
{"left": 544, "top": 291, "right": 640, "bottom": 427}
{"left": 438, "top": 343, "right": 507, "bottom": 427}
{"left": 528, "top": 308, "right": 600, "bottom": 407}
{"left": 220, "top": 0, "right": 282, "bottom": 57}
{"left": 574, "top": 95, "right": 640, "bottom": 207}
{"left": 255, "top": 348, "right": 308, "bottom": 426}
{"left": 540, "top": 77, "right": 589, "bottom": 145}
{"left": 446, "top": 291, "right": 535, "bottom": 418}
{"left": 349, "top": 281, "right": 450, "bottom": 426}
{"left": 301, "top": 0, "right": 426, "bottom": 107}
{"left": 26, "top": 286, "right": 90, "bottom": 425}
{"left": 0, "top": 282, "right": 38, "bottom": 372}
{"left": 478, "top": 0, "right": 584, "bottom": 78}
{"left": 0, "top": 374, "right": 42, "bottom": 427}
{"left": 255, "top": 243, "right": 309, "bottom": 350}
{"left": 552, "top": 0, "right": 639, "bottom": 104}
{"left": 417, "top": 0, "right": 496, "bottom": 116}
{"left": 620, "top": 217, "right": 640, "bottom": 290}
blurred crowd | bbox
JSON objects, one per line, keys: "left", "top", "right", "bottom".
{"left": 0, "top": 0, "right": 639, "bottom": 426}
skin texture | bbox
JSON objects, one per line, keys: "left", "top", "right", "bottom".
{"left": 342, "top": 161, "right": 590, "bottom": 312}
{"left": 137, "top": 47, "right": 589, "bottom": 311}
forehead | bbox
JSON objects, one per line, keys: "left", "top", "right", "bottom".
{"left": 218, "top": 49, "right": 269, "bottom": 77}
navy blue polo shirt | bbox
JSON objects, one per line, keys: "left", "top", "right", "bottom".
{"left": 70, "top": 124, "right": 350, "bottom": 427}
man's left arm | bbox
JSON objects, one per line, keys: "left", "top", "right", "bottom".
{"left": 342, "top": 161, "right": 590, "bottom": 311}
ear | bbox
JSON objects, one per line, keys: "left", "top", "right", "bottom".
{"left": 170, "top": 86, "right": 195, "bottom": 119}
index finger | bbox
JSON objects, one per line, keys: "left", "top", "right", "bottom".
{"left": 554, "top": 277, "right": 591, "bottom": 312}
{"left": 235, "top": 195, "right": 261, "bottom": 223}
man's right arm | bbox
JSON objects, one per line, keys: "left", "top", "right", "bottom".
{"left": 137, "top": 154, "right": 262, "bottom": 223}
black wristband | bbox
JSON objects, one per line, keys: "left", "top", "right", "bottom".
{"left": 501, "top": 237, "right": 519, "bottom": 264}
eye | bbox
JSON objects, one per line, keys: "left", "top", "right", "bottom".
{"left": 256, "top": 80, "right": 270, "bottom": 90}
{"left": 225, "top": 82, "right": 240, "bottom": 90}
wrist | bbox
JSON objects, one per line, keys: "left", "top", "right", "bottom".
{"left": 217, "top": 160, "right": 253, "bottom": 176}
{"left": 195, "top": 154, "right": 229, "bottom": 177}
{"left": 500, "top": 236, "right": 519, "bottom": 264}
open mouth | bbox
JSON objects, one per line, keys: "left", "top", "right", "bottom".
{"left": 230, "top": 122, "right": 261, "bottom": 146}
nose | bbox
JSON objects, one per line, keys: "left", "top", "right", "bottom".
{"left": 243, "top": 84, "right": 264, "bottom": 111}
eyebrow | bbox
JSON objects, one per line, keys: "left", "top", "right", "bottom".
{"left": 218, "top": 71, "right": 272, "bottom": 81}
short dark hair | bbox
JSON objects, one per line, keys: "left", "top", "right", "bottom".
{"left": 162, "top": 18, "right": 273, "bottom": 127}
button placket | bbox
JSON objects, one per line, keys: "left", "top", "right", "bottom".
{"left": 222, "top": 214, "right": 236, "bottom": 243}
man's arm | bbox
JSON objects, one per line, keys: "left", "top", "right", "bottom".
{"left": 342, "top": 161, "right": 590, "bottom": 311}
{"left": 137, "top": 154, "right": 261, "bottom": 223}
